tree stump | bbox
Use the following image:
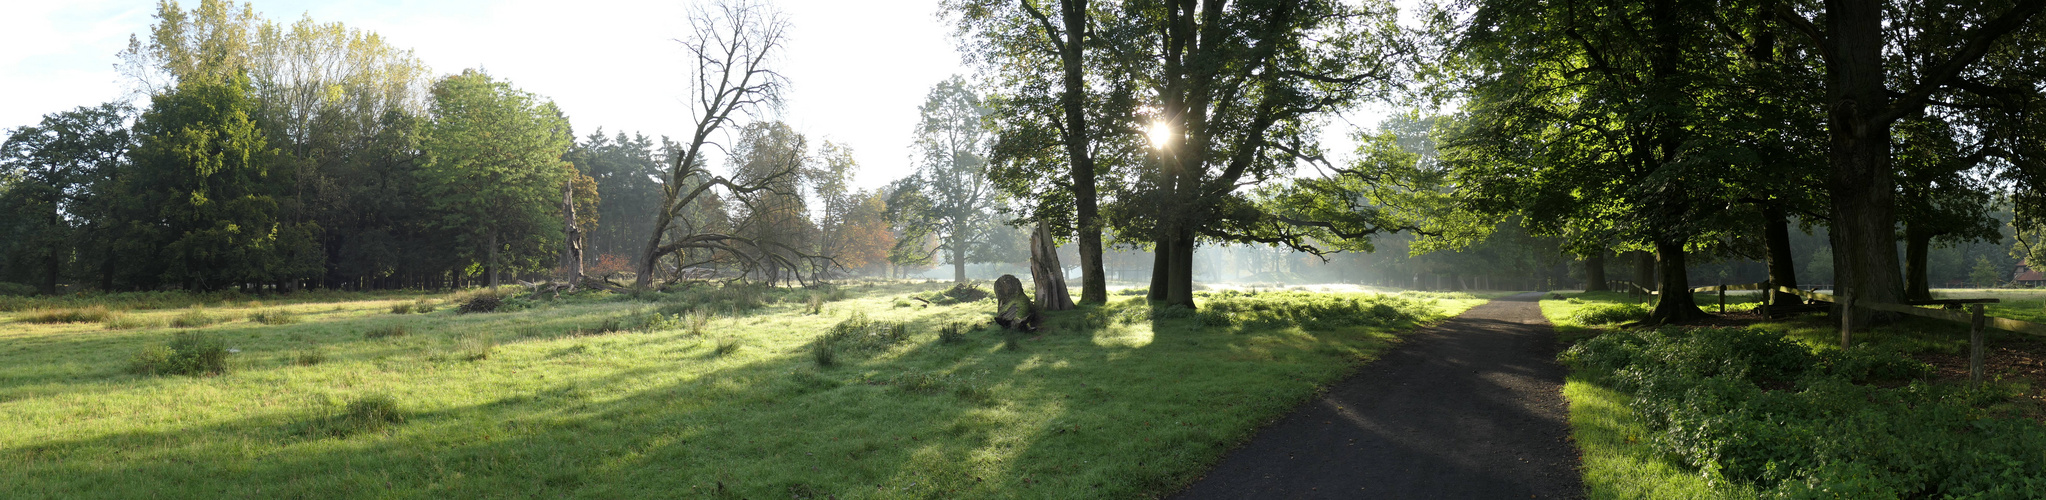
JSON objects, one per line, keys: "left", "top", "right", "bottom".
{"left": 1030, "top": 223, "right": 1076, "bottom": 311}
{"left": 993, "top": 274, "right": 1041, "bottom": 332}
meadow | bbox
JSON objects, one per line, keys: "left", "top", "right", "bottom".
{"left": 1, "top": 281, "right": 1482, "bottom": 498}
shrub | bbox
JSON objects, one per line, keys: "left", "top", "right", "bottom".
{"left": 412, "top": 299, "right": 438, "bottom": 314}
{"left": 1569, "top": 302, "right": 1649, "bottom": 325}
{"left": 129, "top": 331, "right": 231, "bottom": 376}
{"left": 813, "top": 313, "right": 910, "bottom": 362}
{"left": 0, "top": 282, "right": 36, "bottom": 296}
{"left": 365, "top": 325, "right": 407, "bottom": 339}
{"left": 1563, "top": 326, "right": 2046, "bottom": 495}
{"left": 170, "top": 308, "right": 222, "bottom": 328}
{"left": 20, "top": 305, "right": 114, "bottom": 324}
{"left": 812, "top": 340, "right": 838, "bottom": 367}
{"left": 389, "top": 302, "right": 413, "bottom": 314}
{"left": 458, "top": 291, "right": 504, "bottom": 313}
{"left": 247, "top": 309, "right": 300, "bottom": 325}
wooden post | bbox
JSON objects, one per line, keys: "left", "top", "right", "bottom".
{"left": 1970, "top": 304, "right": 1986, "bottom": 385}
{"left": 1717, "top": 284, "right": 1726, "bottom": 313}
{"left": 1840, "top": 294, "right": 1853, "bottom": 348}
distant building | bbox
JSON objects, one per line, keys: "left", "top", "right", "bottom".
{"left": 2016, "top": 259, "right": 2046, "bottom": 287}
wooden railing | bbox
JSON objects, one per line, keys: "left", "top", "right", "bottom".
{"left": 1590, "top": 281, "right": 2034, "bottom": 384}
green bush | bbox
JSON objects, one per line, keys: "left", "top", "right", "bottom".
{"left": 1563, "top": 326, "right": 2046, "bottom": 496}
{"left": 1569, "top": 302, "right": 1649, "bottom": 325}
{"left": 457, "top": 291, "right": 504, "bottom": 313}
{"left": 390, "top": 302, "right": 413, "bottom": 314}
{"left": 129, "top": 331, "right": 231, "bottom": 376}
{"left": 0, "top": 282, "right": 36, "bottom": 296}
{"left": 412, "top": 299, "right": 438, "bottom": 314}
{"left": 713, "top": 337, "right": 741, "bottom": 357}
{"left": 456, "top": 332, "right": 494, "bottom": 361}
{"left": 319, "top": 394, "right": 404, "bottom": 436}
{"left": 293, "top": 349, "right": 326, "bottom": 366}
{"left": 1183, "top": 291, "right": 1434, "bottom": 331}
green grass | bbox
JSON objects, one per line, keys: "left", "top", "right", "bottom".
{"left": 0, "top": 282, "right": 1483, "bottom": 498}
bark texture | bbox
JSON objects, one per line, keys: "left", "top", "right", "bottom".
{"left": 1030, "top": 224, "right": 1075, "bottom": 311}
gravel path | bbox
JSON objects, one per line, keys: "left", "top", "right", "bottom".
{"left": 1173, "top": 293, "right": 1582, "bottom": 499}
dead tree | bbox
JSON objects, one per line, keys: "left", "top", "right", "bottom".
{"left": 635, "top": 0, "right": 793, "bottom": 290}
{"left": 1030, "top": 223, "right": 1074, "bottom": 311}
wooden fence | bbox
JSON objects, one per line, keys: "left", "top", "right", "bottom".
{"left": 1599, "top": 281, "right": 2040, "bottom": 384}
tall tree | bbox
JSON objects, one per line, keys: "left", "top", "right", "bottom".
{"left": 415, "top": 69, "right": 574, "bottom": 288}
{"left": 0, "top": 104, "right": 133, "bottom": 293}
{"left": 126, "top": 74, "right": 316, "bottom": 291}
{"left": 1773, "top": 0, "right": 2045, "bottom": 316}
{"left": 637, "top": 0, "right": 796, "bottom": 290}
{"left": 947, "top": 0, "right": 1119, "bottom": 304}
{"left": 892, "top": 77, "right": 1005, "bottom": 283}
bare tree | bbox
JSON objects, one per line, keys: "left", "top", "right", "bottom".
{"left": 633, "top": 0, "right": 812, "bottom": 290}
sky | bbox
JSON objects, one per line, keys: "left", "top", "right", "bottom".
{"left": 0, "top": 0, "right": 970, "bottom": 191}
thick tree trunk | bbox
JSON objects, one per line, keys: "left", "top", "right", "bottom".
{"left": 1762, "top": 205, "right": 1802, "bottom": 304}
{"left": 952, "top": 246, "right": 968, "bottom": 283}
{"left": 1824, "top": 0, "right": 1905, "bottom": 322}
{"left": 1051, "top": 0, "right": 1108, "bottom": 306}
{"left": 1632, "top": 250, "right": 1656, "bottom": 290}
{"left": 1583, "top": 251, "right": 1609, "bottom": 291}
{"left": 1904, "top": 222, "right": 1933, "bottom": 301}
{"left": 1030, "top": 224, "right": 1075, "bottom": 311}
{"left": 1148, "top": 237, "right": 1171, "bottom": 301}
{"left": 1648, "top": 240, "right": 1707, "bottom": 324}
{"left": 1165, "top": 229, "right": 1196, "bottom": 309}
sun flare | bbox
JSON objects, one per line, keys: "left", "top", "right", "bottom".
{"left": 1146, "top": 120, "right": 1174, "bottom": 149}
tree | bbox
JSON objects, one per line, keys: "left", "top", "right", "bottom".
{"left": 0, "top": 104, "right": 132, "bottom": 294}
{"left": 416, "top": 69, "right": 574, "bottom": 288}
{"left": 570, "top": 130, "right": 667, "bottom": 260}
{"left": 637, "top": 0, "right": 800, "bottom": 290}
{"left": 1773, "top": 0, "right": 2045, "bottom": 316}
{"left": 812, "top": 142, "right": 893, "bottom": 275}
{"left": 726, "top": 121, "right": 817, "bottom": 286}
{"left": 947, "top": 0, "right": 1120, "bottom": 304}
{"left": 892, "top": 77, "right": 1006, "bottom": 283}
{"left": 126, "top": 74, "right": 317, "bottom": 291}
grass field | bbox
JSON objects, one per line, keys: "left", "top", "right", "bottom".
{"left": 2, "top": 282, "right": 1483, "bottom": 498}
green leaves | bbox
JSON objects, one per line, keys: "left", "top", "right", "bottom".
{"left": 415, "top": 69, "right": 573, "bottom": 280}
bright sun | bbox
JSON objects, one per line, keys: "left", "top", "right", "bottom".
{"left": 1146, "top": 120, "right": 1174, "bottom": 149}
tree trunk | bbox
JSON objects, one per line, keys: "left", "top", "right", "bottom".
{"left": 1148, "top": 237, "right": 1171, "bottom": 301}
{"left": 1632, "top": 250, "right": 1656, "bottom": 290}
{"left": 1904, "top": 222, "right": 1933, "bottom": 301}
{"left": 562, "top": 179, "right": 583, "bottom": 287}
{"left": 1583, "top": 251, "right": 1609, "bottom": 291}
{"left": 1050, "top": 0, "right": 1108, "bottom": 306}
{"left": 1824, "top": 0, "right": 1905, "bottom": 322}
{"left": 1165, "top": 229, "right": 1196, "bottom": 309}
{"left": 1648, "top": 239, "right": 1706, "bottom": 324}
{"left": 1762, "top": 205, "right": 1802, "bottom": 304}
{"left": 952, "top": 246, "right": 968, "bottom": 283}
{"left": 1031, "top": 224, "right": 1076, "bottom": 311}
{"left": 486, "top": 232, "right": 500, "bottom": 288}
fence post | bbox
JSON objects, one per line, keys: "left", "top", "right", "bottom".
{"left": 1718, "top": 284, "right": 1726, "bottom": 313}
{"left": 1840, "top": 293, "right": 1853, "bottom": 348}
{"left": 1970, "top": 304, "right": 1986, "bottom": 385}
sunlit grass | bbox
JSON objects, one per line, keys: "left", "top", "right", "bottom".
{"left": 1, "top": 282, "right": 1482, "bottom": 498}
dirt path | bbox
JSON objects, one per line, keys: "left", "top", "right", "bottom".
{"left": 1173, "top": 293, "right": 1582, "bottom": 499}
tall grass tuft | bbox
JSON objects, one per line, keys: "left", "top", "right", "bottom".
{"left": 129, "top": 331, "right": 230, "bottom": 376}
{"left": 365, "top": 325, "right": 407, "bottom": 339}
{"left": 713, "top": 337, "right": 742, "bottom": 357}
{"left": 248, "top": 309, "right": 300, "bottom": 325}
{"left": 102, "top": 312, "right": 159, "bottom": 330}
{"left": 170, "top": 308, "right": 222, "bottom": 328}
{"left": 456, "top": 331, "right": 495, "bottom": 361}
{"left": 390, "top": 301, "right": 414, "bottom": 314}
{"left": 20, "top": 305, "right": 114, "bottom": 324}
{"left": 805, "top": 293, "right": 824, "bottom": 315}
